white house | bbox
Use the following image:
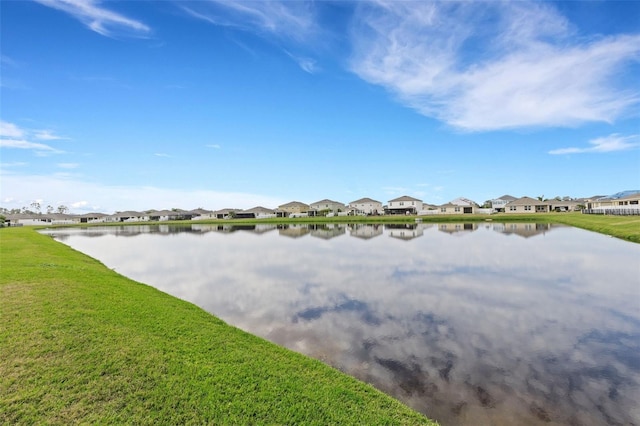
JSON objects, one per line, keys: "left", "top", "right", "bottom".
{"left": 490, "top": 195, "right": 517, "bottom": 213}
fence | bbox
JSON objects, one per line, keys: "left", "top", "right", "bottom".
{"left": 582, "top": 208, "right": 640, "bottom": 216}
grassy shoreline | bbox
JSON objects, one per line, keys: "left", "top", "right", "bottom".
{"left": 0, "top": 227, "right": 435, "bottom": 425}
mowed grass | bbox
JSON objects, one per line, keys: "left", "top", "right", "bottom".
{"left": 0, "top": 228, "right": 436, "bottom": 425}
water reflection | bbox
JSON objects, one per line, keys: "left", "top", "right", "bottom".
{"left": 41, "top": 223, "right": 640, "bottom": 425}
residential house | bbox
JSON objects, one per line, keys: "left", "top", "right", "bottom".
{"left": 586, "top": 190, "right": 640, "bottom": 214}
{"left": 504, "top": 196, "right": 549, "bottom": 213}
{"left": 3, "top": 213, "right": 80, "bottom": 226}
{"left": 203, "top": 208, "right": 241, "bottom": 219}
{"left": 309, "top": 199, "right": 346, "bottom": 215}
{"left": 235, "top": 206, "right": 277, "bottom": 219}
{"left": 348, "top": 197, "right": 383, "bottom": 215}
{"left": 109, "top": 211, "right": 150, "bottom": 222}
{"left": 490, "top": 195, "right": 517, "bottom": 213}
{"left": 386, "top": 196, "right": 423, "bottom": 215}
{"left": 77, "top": 213, "right": 108, "bottom": 223}
{"left": 547, "top": 199, "right": 579, "bottom": 212}
{"left": 437, "top": 198, "right": 479, "bottom": 215}
{"left": 278, "top": 201, "right": 310, "bottom": 217}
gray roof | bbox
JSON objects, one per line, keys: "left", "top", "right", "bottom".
{"left": 388, "top": 195, "right": 423, "bottom": 202}
{"left": 278, "top": 201, "right": 309, "bottom": 209}
{"left": 506, "top": 196, "right": 547, "bottom": 206}
{"left": 310, "top": 199, "right": 344, "bottom": 205}
{"left": 350, "top": 197, "right": 382, "bottom": 204}
{"left": 244, "top": 206, "right": 275, "bottom": 214}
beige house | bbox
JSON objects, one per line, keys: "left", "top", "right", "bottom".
{"left": 309, "top": 199, "right": 346, "bottom": 214}
{"left": 278, "top": 201, "right": 310, "bottom": 216}
{"left": 438, "top": 198, "right": 479, "bottom": 214}
{"left": 386, "top": 196, "right": 423, "bottom": 215}
{"left": 349, "top": 197, "right": 383, "bottom": 215}
{"left": 504, "top": 196, "right": 549, "bottom": 213}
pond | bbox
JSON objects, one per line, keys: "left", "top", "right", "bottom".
{"left": 41, "top": 222, "right": 640, "bottom": 425}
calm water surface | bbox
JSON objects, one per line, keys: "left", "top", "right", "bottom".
{"left": 42, "top": 223, "right": 640, "bottom": 425}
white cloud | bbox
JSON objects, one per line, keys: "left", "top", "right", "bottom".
{"left": 0, "top": 138, "right": 64, "bottom": 156}
{"left": 283, "top": 50, "right": 319, "bottom": 74}
{"left": 206, "top": 144, "right": 221, "bottom": 149}
{"left": 0, "top": 173, "right": 286, "bottom": 213}
{"left": 34, "top": 129, "right": 69, "bottom": 140}
{"left": 349, "top": 1, "right": 640, "bottom": 131}
{"left": 549, "top": 134, "right": 640, "bottom": 155}
{"left": 154, "top": 153, "right": 171, "bottom": 158}
{"left": 182, "top": 1, "right": 317, "bottom": 42}
{"left": 182, "top": 1, "right": 320, "bottom": 72}
{"left": 34, "top": 0, "right": 150, "bottom": 37}
{"left": 0, "top": 121, "right": 24, "bottom": 138}
{"left": 0, "top": 121, "right": 65, "bottom": 155}
{"left": 57, "top": 163, "right": 80, "bottom": 169}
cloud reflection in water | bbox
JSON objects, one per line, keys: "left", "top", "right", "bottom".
{"left": 43, "top": 223, "right": 640, "bottom": 425}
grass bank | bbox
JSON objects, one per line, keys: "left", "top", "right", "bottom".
{"left": 0, "top": 227, "right": 435, "bottom": 425}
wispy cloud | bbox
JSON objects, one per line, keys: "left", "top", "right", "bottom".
{"left": 182, "top": 1, "right": 317, "bottom": 42}
{"left": 0, "top": 139, "right": 64, "bottom": 156}
{"left": 57, "top": 163, "right": 80, "bottom": 169}
{"left": 154, "top": 153, "right": 171, "bottom": 158}
{"left": 34, "top": 0, "right": 150, "bottom": 38}
{"left": 182, "top": 1, "right": 321, "bottom": 71}
{"left": 284, "top": 50, "right": 319, "bottom": 74}
{"left": 34, "top": 129, "right": 69, "bottom": 141}
{"left": 0, "top": 121, "right": 66, "bottom": 156}
{"left": 206, "top": 144, "right": 221, "bottom": 149}
{"left": 549, "top": 134, "right": 639, "bottom": 155}
{"left": 349, "top": 1, "right": 640, "bottom": 131}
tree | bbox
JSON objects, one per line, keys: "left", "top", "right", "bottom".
{"left": 56, "top": 205, "right": 69, "bottom": 214}
{"left": 30, "top": 201, "right": 41, "bottom": 214}
{"left": 46, "top": 205, "right": 54, "bottom": 214}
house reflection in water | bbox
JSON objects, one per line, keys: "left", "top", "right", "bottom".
{"left": 492, "top": 222, "right": 555, "bottom": 238}
{"left": 278, "top": 224, "right": 311, "bottom": 238}
{"left": 385, "top": 223, "right": 433, "bottom": 240}
{"left": 309, "top": 224, "right": 346, "bottom": 240}
{"left": 348, "top": 223, "right": 383, "bottom": 239}
{"left": 438, "top": 222, "right": 479, "bottom": 235}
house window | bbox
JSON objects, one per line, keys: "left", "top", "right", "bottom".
{"left": 524, "top": 205, "right": 531, "bottom": 211}
{"left": 454, "top": 207, "right": 460, "bottom": 212}
{"left": 509, "top": 206, "right": 516, "bottom": 211}
{"left": 441, "top": 207, "right": 446, "bottom": 212}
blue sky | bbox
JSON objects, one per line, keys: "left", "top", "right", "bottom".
{"left": 1, "top": 0, "right": 639, "bottom": 213}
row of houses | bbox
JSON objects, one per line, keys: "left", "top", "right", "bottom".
{"left": 4, "top": 191, "right": 638, "bottom": 227}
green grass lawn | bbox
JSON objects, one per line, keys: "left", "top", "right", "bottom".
{"left": 0, "top": 227, "right": 436, "bottom": 425}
